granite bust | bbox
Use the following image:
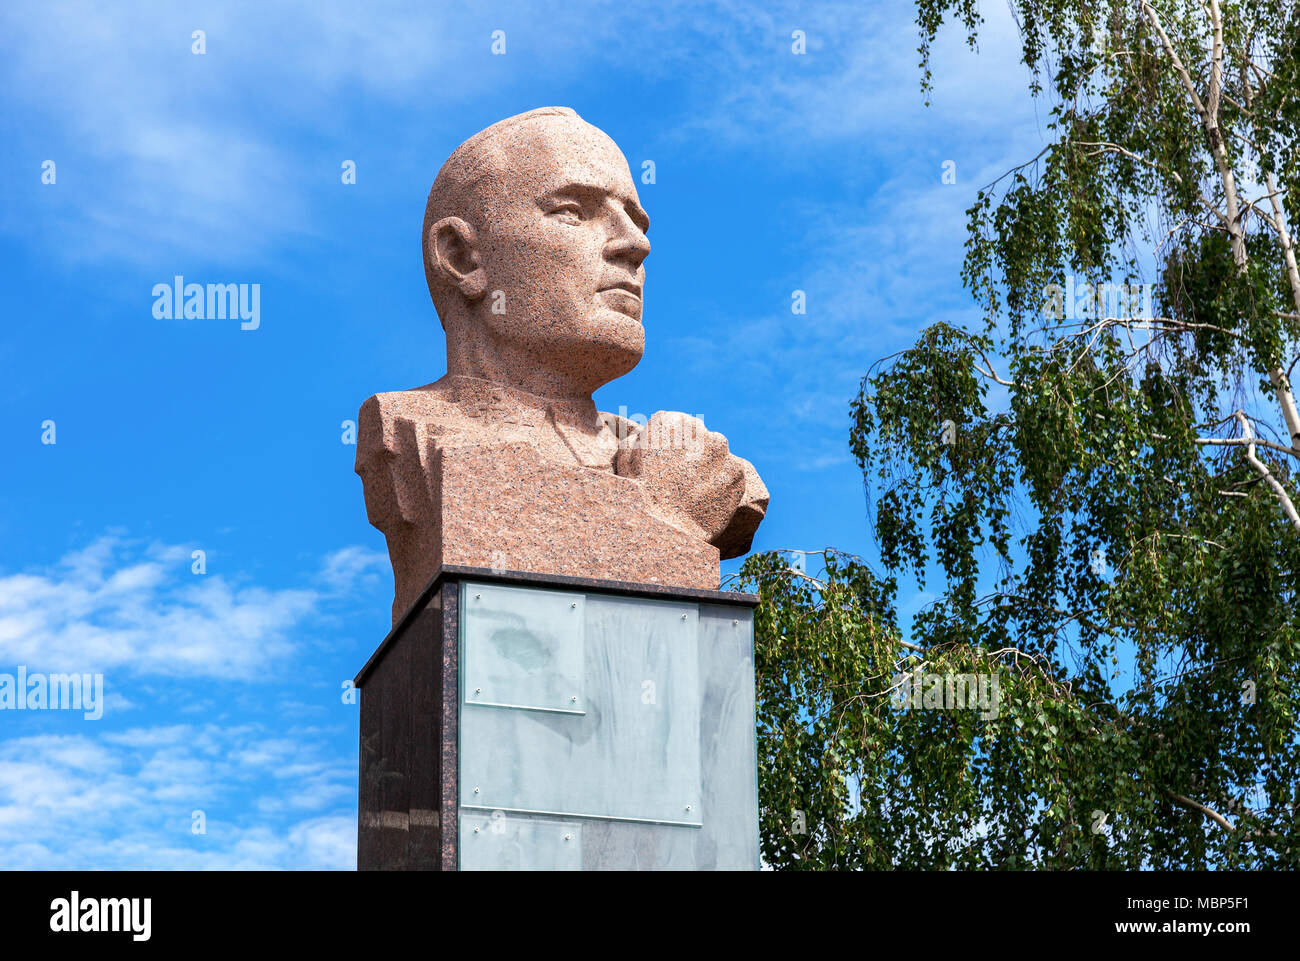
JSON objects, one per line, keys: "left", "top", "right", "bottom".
{"left": 356, "top": 107, "right": 769, "bottom": 623}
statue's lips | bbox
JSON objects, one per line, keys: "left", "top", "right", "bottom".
{"left": 598, "top": 284, "right": 642, "bottom": 319}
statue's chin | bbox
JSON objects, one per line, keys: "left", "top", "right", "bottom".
{"left": 539, "top": 311, "right": 644, "bottom": 387}
{"left": 569, "top": 339, "right": 643, "bottom": 389}
{"left": 472, "top": 309, "right": 645, "bottom": 392}
{"left": 586, "top": 313, "right": 645, "bottom": 380}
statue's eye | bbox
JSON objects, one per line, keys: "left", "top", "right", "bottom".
{"left": 548, "top": 202, "right": 584, "bottom": 224}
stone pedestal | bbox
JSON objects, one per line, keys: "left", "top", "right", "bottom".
{"left": 355, "top": 565, "right": 759, "bottom": 871}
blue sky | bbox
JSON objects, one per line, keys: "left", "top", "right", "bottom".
{"left": 0, "top": 0, "right": 1049, "bottom": 868}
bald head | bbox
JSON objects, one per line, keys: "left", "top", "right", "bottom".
{"left": 419, "top": 107, "right": 651, "bottom": 400}
{"left": 423, "top": 107, "right": 586, "bottom": 313}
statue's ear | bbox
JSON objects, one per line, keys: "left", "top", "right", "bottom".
{"left": 429, "top": 217, "right": 487, "bottom": 299}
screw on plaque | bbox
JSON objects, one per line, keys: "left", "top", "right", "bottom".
{"left": 474, "top": 787, "right": 480, "bottom": 794}
{"left": 476, "top": 593, "right": 481, "bottom": 600}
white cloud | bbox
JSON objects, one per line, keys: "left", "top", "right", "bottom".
{"left": 0, "top": 536, "right": 313, "bottom": 678}
{"left": 0, "top": 535, "right": 384, "bottom": 679}
{"left": 1, "top": 0, "right": 1046, "bottom": 266}
{"left": 0, "top": 725, "right": 355, "bottom": 869}
{"left": 653, "top": 2, "right": 1039, "bottom": 147}
{"left": 319, "top": 546, "right": 388, "bottom": 593}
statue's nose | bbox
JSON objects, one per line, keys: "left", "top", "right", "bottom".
{"left": 603, "top": 200, "right": 650, "bottom": 268}
{"left": 606, "top": 223, "right": 650, "bottom": 271}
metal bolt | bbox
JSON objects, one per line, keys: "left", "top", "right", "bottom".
{"left": 564, "top": 833, "right": 572, "bottom": 841}
{"left": 571, "top": 696, "right": 578, "bottom": 702}
{"left": 732, "top": 619, "right": 738, "bottom": 627}
{"left": 474, "top": 787, "right": 480, "bottom": 794}
{"left": 685, "top": 804, "right": 692, "bottom": 811}
{"left": 681, "top": 613, "right": 687, "bottom": 620}
{"left": 474, "top": 827, "right": 480, "bottom": 834}
{"left": 475, "top": 593, "right": 481, "bottom": 600}
{"left": 571, "top": 602, "right": 577, "bottom": 608}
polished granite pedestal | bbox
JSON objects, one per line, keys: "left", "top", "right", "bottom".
{"left": 355, "top": 565, "right": 759, "bottom": 870}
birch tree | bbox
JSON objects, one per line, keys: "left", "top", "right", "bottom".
{"left": 745, "top": 0, "right": 1299, "bottom": 869}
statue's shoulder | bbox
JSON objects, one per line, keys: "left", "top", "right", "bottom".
{"left": 356, "top": 378, "right": 471, "bottom": 467}
{"left": 361, "top": 378, "right": 462, "bottom": 424}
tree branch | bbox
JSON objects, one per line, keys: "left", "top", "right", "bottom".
{"left": 1140, "top": 2, "right": 1209, "bottom": 119}
{"left": 1073, "top": 140, "right": 1226, "bottom": 225}
{"left": 1196, "top": 435, "right": 1300, "bottom": 461}
{"left": 1166, "top": 790, "right": 1236, "bottom": 832}
{"left": 1235, "top": 412, "right": 1300, "bottom": 533}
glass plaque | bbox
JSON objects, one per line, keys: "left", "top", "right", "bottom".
{"left": 458, "top": 581, "right": 757, "bottom": 869}
{"left": 462, "top": 582, "right": 586, "bottom": 714}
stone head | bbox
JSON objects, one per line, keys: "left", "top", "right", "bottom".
{"left": 422, "top": 107, "right": 650, "bottom": 394}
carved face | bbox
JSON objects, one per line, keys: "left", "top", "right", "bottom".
{"left": 474, "top": 117, "right": 650, "bottom": 390}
